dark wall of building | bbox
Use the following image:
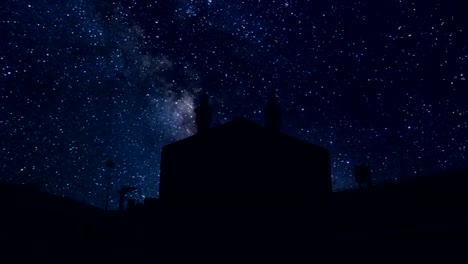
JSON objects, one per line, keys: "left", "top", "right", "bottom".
{"left": 159, "top": 120, "right": 331, "bottom": 208}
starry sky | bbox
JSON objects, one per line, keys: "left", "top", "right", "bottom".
{"left": 2, "top": 0, "right": 467, "bottom": 209}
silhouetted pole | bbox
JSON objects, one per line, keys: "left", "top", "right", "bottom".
{"left": 395, "top": 139, "right": 404, "bottom": 180}
{"left": 105, "top": 160, "right": 115, "bottom": 211}
{"left": 414, "top": 150, "right": 421, "bottom": 178}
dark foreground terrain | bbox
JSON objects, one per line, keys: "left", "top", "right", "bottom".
{"left": 1, "top": 169, "right": 467, "bottom": 260}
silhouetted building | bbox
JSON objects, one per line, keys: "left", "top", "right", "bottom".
{"left": 159, "top": 93, "right": 332, "bottom": 208}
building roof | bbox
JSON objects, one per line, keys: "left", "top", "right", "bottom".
{"left": 163, "top": 118, "right": 327, "bottom": 155}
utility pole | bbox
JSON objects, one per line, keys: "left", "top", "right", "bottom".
{"left": 105, "top": 160, "right": 115, "bottom": 211}
{"left": 395, "top": 139, "right": 405, "bottom": 180}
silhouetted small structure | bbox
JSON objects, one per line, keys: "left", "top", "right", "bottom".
{"left": 118, "top": 186, "right": 137, "bottom": 211}
{"left": 354, "top": 165, "right": 372, "bottom": 189}
{"left": 136, "top": 202, "right": 144, "bottom": 209}
{"left": 127, "top": 198, "right": 136, "bottom": 210}
{"left": 159, "top": 93, "right": 332, "bottom": 208}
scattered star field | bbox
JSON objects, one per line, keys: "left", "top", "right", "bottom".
{"left": 2, "top": 0, "right": 467, "bottom": 209}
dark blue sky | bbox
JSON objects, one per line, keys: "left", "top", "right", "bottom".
{"left": 1, "top": 0, "right": 467, "bottom": 209}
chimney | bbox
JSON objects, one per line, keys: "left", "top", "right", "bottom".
{"left": 194, "top": 92, "right": 213, "bottom": 134}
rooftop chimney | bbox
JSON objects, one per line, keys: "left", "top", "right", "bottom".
{"left": 194, "top": 92, "right": 213, "bottom": 134}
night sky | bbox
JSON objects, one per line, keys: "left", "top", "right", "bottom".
{"left": 2, "top": 0, "right": 467, "bottom": 209}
